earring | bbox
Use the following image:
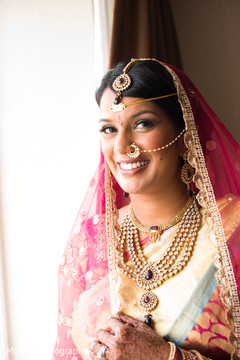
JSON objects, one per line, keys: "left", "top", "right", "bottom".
{"left": 123, "top": 191, "right": 129, "bottom": 198}
{"left": 181, "top": 151, "right": 195, "bottom": 196}
{"left": 126, "top": 143, "right": 141, "bottom": 158}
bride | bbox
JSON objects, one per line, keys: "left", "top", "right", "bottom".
{"left": 52, "top": 59, "right": 240, "bottom": 360}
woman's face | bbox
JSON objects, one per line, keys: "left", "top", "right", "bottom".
{"left": 99, "top": 88, "right": 184, "bottom": 196}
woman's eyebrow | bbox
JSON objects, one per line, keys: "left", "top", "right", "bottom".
{"left": 130, "top": 110, "right": 158, "bottom": 118}
{"left": 98, "top": 118, "right": 111, "bottom": 124}
{"left": 99, "top": 110, "right": 158, "bottom": 123}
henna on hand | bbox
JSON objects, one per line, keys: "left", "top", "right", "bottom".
{"left": 88, "top": 312, "right": 171, "bottom": 360}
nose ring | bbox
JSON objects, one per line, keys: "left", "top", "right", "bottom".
{"left": 126, "top": 143, "right": 141, "bottom": 158}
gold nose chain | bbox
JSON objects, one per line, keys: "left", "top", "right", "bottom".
{"left": 118, "top": 196, "right": 201, "bottom": 327}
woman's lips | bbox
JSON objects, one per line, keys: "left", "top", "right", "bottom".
{"left": 117, "top": 160, "right": 150, "bottom": 174}
{"left": 119, "top": 160, "right": 150, "bottom": 170}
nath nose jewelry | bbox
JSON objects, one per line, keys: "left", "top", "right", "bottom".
{"left": 126, "top": 129, "right": 185, "bottom": 158}
{"left": 127, "top": 143, "right": 141, "bottom": 158}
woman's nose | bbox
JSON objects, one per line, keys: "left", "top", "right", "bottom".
{"left": 114, "top": 130, "right": 132, "bottom": 155}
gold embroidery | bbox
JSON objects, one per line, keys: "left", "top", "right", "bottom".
{"left": 182, "top": 287, "right": 232, "bottom": 358}
{"left": 161, "top": 63, "right": 240, "bottom": 358}
{"left": 104, "top": 161, "right": 120, "bottom": 314}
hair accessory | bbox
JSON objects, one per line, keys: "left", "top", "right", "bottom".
{"left": 167, "top": 342, "right": 178, "bottom": 360}
{"left": 181, "top": 151, "right": 195, "bottom": 195}
{"left": 111, "top": 59, "right": 139, "bottom": 111}
{"left": 112, "top": 73, "right": 131, "bottom": 93}
{"left": 106, "top": 58, "right": 178, "bottom": 112}
{"left": 97, "top": 345, "right": 108, "bottom": 359}
{"left": 126, "top": 128, "right": 185, "bottom": 158}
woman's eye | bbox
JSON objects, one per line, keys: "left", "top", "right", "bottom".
{"left": 135, "top": 120, "right": 154, "bottom": 129}
{"left": 99, "top": 126, "right": 117, "bottom": 134}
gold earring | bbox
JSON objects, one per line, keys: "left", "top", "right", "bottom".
{"left": 181, "top": 151, "right": 194, "bottom": 195}
{"left": 126, "top": 143, "right": 141, "bottom": 158}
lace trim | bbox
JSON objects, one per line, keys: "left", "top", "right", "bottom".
{"left": 162, "top": 63, "right": 240, "bottom": 359}
{"left": 104, "top": 161, "right": 121, "bottom": 314}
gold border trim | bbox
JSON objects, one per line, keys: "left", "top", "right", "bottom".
{"left": 104, "top": 161, "right": 120, "bottom": 314}
{"left": 161, "top": 63, "right": 240, "bottom": 358}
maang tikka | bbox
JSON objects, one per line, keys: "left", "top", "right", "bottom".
{"left": 111, "top": 59, "right": 139, "bottom": 112}
{"left": 102, "top": 58, "right": 178, "bottom": 113}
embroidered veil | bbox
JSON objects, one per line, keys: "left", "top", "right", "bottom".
{"left": 52, "top": 60, "right": 240, "bottom": 360}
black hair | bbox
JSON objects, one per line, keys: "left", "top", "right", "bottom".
{"left": 95, "top": 60, "right": 184, "bottom": 133}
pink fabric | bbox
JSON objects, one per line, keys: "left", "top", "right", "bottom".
{"left": 184, "top": 287, "right": 231, "bottom": 360}
{"left": 52, "top": 62, "right": 240, "bottom": 359}
{"left": 227, "top": 220, "right": 240, "bottom": 291}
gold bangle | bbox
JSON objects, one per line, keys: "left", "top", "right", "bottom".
{"left": 167, "top": 342, "right": 177, "bottom": 360}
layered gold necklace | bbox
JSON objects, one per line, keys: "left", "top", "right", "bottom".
{"left": 118, "top": 196, "right": 201, "bottom": 326}
{"left": 128, "top": 196, "right": 193, "bottom": 243}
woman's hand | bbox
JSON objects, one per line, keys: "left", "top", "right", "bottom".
{"left": 88, "top": 312, "right": 170, "bottom": 360}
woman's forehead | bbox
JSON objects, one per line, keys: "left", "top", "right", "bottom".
{"left": 99, "top": 88, "right": 140, "bottom": 108}
{"left": 99, "top": 88, "right": 167, "bottom": 120}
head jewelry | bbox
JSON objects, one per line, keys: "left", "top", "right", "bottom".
{"left": 103, "top": 58, "right": 186, "bottom": 156}
{"left": 102, "top": 58, "right": 177, "bottom": 112}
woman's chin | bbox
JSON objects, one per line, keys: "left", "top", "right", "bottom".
{"left": 121, "top": 185, "right": 147, "bottom": 196}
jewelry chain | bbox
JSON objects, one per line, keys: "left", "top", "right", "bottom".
{"left": 118, "top": 196, "right": 201, "bottom": 312}
{"left": 129, "top": 196, "right": 193, "bottom": 234}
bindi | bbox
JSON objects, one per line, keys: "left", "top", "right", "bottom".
{"left": 117, "top": 115, "right": 123, "bottom": 126}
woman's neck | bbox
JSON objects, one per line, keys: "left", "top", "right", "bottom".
{"left": 129, "top": 182, "right": 189, "bottom": 226}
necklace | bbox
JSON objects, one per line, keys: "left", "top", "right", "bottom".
{"left": 128, "top": 196, "right": 193, "bottom": 243}
{"left": 118, "top": 196, "right": 201, "bottom": 327}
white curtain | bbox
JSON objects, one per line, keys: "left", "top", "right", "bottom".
{"left": 0, "top": 0, "right": 113, "bottom": 359}
{"left": 93, "top": 0, "right": 113, "bottom": 85}
{"left": 0, "top": 225, "right": 8, "bottom": 359}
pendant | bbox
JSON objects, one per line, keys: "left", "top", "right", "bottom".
{"left": 137, "top": 264, "right": 162, "bottom": 290}
{"left": 138, "top": 291, "right": 158, "bottom": 312}
{"left": 144, "top": 314, "right": 153, "bottom": 327}
{"left": 148, "top": 226, "right": 162, "bottom": 243}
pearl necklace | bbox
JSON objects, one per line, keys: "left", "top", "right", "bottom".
{"left": 128, "top": 196, "right": 193, "bottom": 243}
{"left": 118, "top": 196, "right": 201, "bottom": 325}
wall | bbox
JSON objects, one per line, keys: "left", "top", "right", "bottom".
{"left": 171, "top": 0, "right": 240, "bottom": 143}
